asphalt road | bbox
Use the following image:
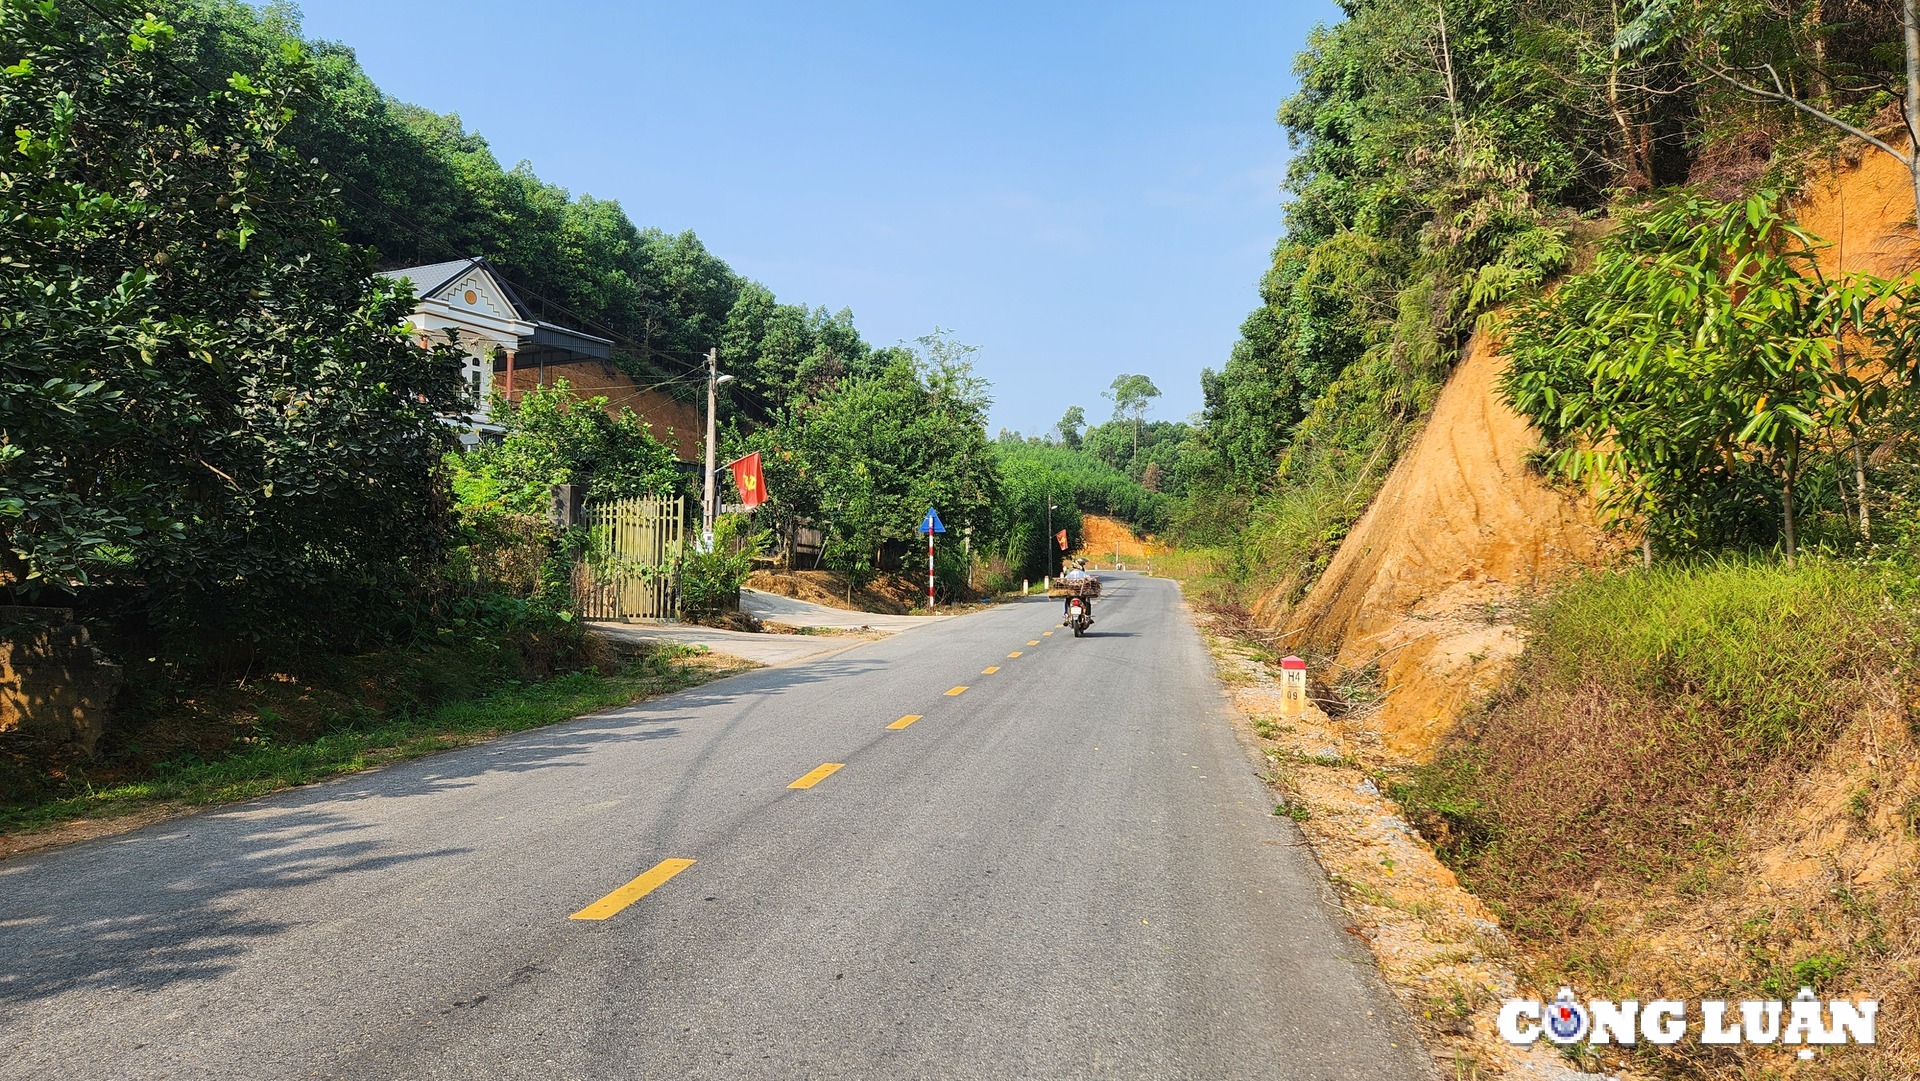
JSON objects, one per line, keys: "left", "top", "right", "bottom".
{"left": 0, "top": 574, "right": 1431, "bottom": 1080}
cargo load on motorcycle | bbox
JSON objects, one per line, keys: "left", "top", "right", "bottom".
{"left": 1047, "top": 576, "right": 1101, "bottom": 598}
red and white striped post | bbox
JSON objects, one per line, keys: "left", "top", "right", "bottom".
{"left": 919, "top": 507, "right": 944, "bottom": 612}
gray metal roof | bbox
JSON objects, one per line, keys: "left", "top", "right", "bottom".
{"left": 376, "top": 258, "right": 480, "bottom": 298}
{"left": 530, "top": 321, "right": 614, "bottom": 357}
{"left": 380, "top": 257, "right": 613, "bottom": 362}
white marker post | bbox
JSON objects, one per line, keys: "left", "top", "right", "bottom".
{"left": 1280, "top": 656, "right": 1309, "bottom": 717}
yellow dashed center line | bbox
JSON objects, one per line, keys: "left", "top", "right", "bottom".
{"left": 570, "top": 858, "right": 696, "bottom": 921}
{"left": 1007, "top": 651, "right": 1022, "bottom": 658}
{"left": 787, "top": 762, "right": 845, "bottom": 789}
{"left": 1027, "top": 640, "right": 1040, "bottom": 646}
{"left": 887, "top": 714, "right": 922, "bottom": 730}
{"left": 1043, "top": 631, "right": 1055, "bottom": 636}
{"left": 946, "top": 685, "right": 968, "bottom": 696}
{"left": 981, "top": 666, "right": 1000, "bottom": 674}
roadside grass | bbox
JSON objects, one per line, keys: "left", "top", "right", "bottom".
{"left": 1391, "top": 556, "right": 1920, "bottom": 1078}
{"left": 0, "top": 644, "right": 744, "bottom": 839}
{"left": 1398, "top": 558, "right": 1911, "bottom": 916}
{"left": 1149, "top": 546, "right": 1233, "bottom": 592}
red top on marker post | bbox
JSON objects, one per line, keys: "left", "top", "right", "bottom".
{"left": 1279, "top": 656, "right": 1308, "bottom": 716}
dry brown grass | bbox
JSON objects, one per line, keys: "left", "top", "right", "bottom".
{"left": 1397, "top": 560, "right": 1920, "bottom": 1078}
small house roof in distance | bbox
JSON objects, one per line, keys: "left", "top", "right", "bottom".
{"left": 375, "top": 258, "right": 479, "bottom": 299}
{"left": 382, "top": 257, "right": 616, "bottom": 362}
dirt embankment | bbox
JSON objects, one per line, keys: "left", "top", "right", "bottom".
{"left": 1246, "top": 146, "right": 1920, "bottom": 1081}
{"left": 1268, "top": 327, "right": 1618, "bottom": 758}
{"left": 1796, "top": 143, "right": 1920, "bottom": 279}
{"left": 1271, "top": 146, "right": 1920, "bottom": 762}
{"left": 1072, "top": 513, "right": 1168, "bottom": 567}
{"left": 1268, "top": 146, "right": 1920, "bottom": 764}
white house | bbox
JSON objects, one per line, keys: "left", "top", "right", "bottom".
{"left": 377, "top": 256, "right": 619, "bottom": 447}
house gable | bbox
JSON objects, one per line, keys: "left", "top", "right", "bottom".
{"left": 424, "top": 264, "right": 520, "bottom": 326}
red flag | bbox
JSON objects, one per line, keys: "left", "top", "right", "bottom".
{"left": 729, "top": 451, "right": 769, "bottom": 509}
{"left": 1056, "top": 529, "right": 1069, "bottom": 551}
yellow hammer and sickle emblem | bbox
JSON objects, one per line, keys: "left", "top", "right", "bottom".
{"left": 743, "top": 474, "right": 757, "bottom": 491}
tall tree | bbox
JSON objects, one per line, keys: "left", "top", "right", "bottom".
{"left": 1, "top": 0, "right": 463, "bottom": 659}
{"left": 749, "top": 332, "right": 998, "bottom": 589}
{"left": 1104, "top": 374, "right": 1162, "bottom": 454}
{"left": 1056, "top": 405, "right": 1086, "bottom": 449}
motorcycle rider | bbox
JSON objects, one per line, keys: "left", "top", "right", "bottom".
{"left": 1060, "top": 557, "right": 1094, "bottom": 626}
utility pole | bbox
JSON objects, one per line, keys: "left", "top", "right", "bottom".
{"left": 701, "top": 347, "right": 733, "bottom": 552}
{"left": 1045, "top": 498, "right": 1057, "bottom": 578}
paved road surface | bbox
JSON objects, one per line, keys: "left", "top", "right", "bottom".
{"left": 0, "top": 574, "right": 1430, "bottom": 1080}
{"left": 738, "top": 588, "right": 945, "bottom": 631}
{"left": 591, "top": 589, "right": 949, "bottom": 668}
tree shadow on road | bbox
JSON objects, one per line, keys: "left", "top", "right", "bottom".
{"left": 0, "top": 654, "right": 889, "bottom": 1006}
{"left": 0, "top": 807, "right": 470, "bottom": 1004}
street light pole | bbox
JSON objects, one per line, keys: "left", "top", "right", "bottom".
{"left": 1046, "top": 498, "right": 1057, "bottom": 577}
{"left": 701, "top": 347, "right": 733, "bottom": 551}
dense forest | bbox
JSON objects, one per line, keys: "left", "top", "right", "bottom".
{"left": 1182, "top": 7, "right": 1920, "bottom": 1077}
{"left": 146, "top": 1, "right": 900, "bottom": 417}
{"left": 1181, "top": 0, "right": 1914, "bottom": 594}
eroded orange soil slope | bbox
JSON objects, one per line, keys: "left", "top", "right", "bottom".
{"left": 1270, "top": 146, "right": 1919, "bottom": 762}
{"left": 1273, "top": 331, "right": 1615, "bottom": 757}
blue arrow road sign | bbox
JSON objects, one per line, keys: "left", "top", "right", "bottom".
{"left": 920, "top": 507, "right": 946, "bottom": 534}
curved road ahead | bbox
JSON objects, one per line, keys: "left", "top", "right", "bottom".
{"left": 1, "top": 574, "right": 1430, "bottom": 1080}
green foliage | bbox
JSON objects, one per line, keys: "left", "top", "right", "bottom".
{"left": 1079, "top": 416, "right": 1199, "bottom": 495}
{"left": 1197, "top": 0, "right": 1588, "bottom": 494}
{"left": 1401, "top": 559, "right": 1912, "bottom": 920}
{"left": 0, "top": 642, "right": 723, "bottom": 834}
{"left": 1055, "top": 405, "right": 1087, "bottom": 449}
{"left": 448, "top": 379, "right": 687, "bottom": 513}
{"left": 1189, "top": 0, "right": 1912, "bottom": 596}
{"left": 749, "top": 332, "right": 998, "bottom": 590}
{"left": 1103, "top": 373, "right": 1162, "bottom": 451}
{"left": 150, "top": 0, "right": 889, "bottom": 416}
{"left": 681, "top": 515, "right": 764, "bottom": 621}
{"left": 0, "top": 0, "right": 461, "bottom": 662}
{"left": 1272, "top": 797, "right": 1311, "bottom": 821}
{"left": 1502, "top": 192, "right": 1918, "bottom": 554}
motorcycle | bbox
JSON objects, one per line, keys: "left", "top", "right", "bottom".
{"left": 1066, "top": 598, "right": 1092, "bottom": 637}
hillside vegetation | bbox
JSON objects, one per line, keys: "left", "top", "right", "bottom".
{"left": 1179, "top": 2, "right": 1920, "bottom": 1078}
{"left": 0, "top": 1, "right": 1179, "bottom": 829}
{"left": 1180, "top": 0, "right": 1909, "bottom": 597}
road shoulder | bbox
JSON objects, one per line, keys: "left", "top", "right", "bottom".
{"left": 0, "top": 648, "right": 753, "bottom": 863}
{"left": 1176, "top": 590, "right": 1617, "bottom": 1081}
{"left": 590, "top": 587, "right": 968, "bottom": 668}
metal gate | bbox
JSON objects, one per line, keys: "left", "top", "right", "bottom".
{"left": 571, "top": 495, "right": 687, "bottom": 620}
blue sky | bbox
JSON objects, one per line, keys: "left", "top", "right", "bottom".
{"left": 294, "top": 1, "right": 1339, "bottom": 435}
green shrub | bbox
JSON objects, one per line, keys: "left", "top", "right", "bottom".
{"left": 681, "top": 515, "right": 764, "bottom": 621}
